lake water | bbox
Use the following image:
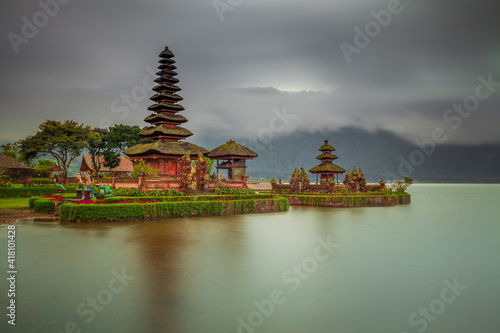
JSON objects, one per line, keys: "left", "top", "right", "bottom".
{"left": 1, "top": 184, "right": 499, "bottom": 333}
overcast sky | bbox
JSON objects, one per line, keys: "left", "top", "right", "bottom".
{"left": 1, "top": 0, "right": 499, "bottom": 145}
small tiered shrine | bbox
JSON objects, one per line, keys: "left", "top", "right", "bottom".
{"left": 207, "top": 140, "right": 258, "bottom": 180}
{"left": 124, "top": 47, "right": 208, "bottom": 176}
{"left": 309, "top": 140, "right": 346, "bottom": 184}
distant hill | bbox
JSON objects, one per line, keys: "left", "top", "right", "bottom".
{"left": 6, "top": 127, "right": 499, "bottom": 182}
{"left": 191, "top": 127, "right": 500, "bottom": 183}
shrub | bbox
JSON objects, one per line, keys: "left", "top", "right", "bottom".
{"left": 30, "top": 178, "right": 52, "bottom": 184}
{"left": 60, "top": 196, "right": 289, "bottom": 222}
{"left": 0, "top": 181, "right": 13, "bottom": 187}
{"left": 112, "top": 187, "right": 183, "bottom": 197}
{"left": 283, "top": 194, "right": 410, "bottom": 207}
{"left": 103, "top": 193, "right": 274, "bottom": 204}
{"left": 29, "top": 196, "right": 42, "bottom": 209}
{"left": 63, "top": 185, "right": 77, "bottom": 193}
{"left": 391, "top": 177, "right": 414, "bottom": 193}
{"left": 33, "top": 198, "right": 56, "bottom": 214}
{"left": 0, "top": 187, "right": 56, "bottom": 198}
{"left": 132, "top": 159, "right": 157, "bottom": 178}
{"left": 215, "top": 187, "right": 255, "bottom": 195}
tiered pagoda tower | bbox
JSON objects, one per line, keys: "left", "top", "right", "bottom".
{"left": 309, "top": 140, "right": 346, "bottom": 184}
{"left": 124, "top": 46, "right": 207, "bottom": 177}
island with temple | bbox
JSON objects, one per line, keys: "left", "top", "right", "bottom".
{"left": 5, "top": 45, "right": 410, "bottom": 223}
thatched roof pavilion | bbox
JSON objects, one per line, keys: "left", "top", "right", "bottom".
{"left": 79, "top": 155, "right": 133, "bottom": 174}
{"left": 207, "top": 140, "right": 258, "bottom": 180}
{"left": 0, "top": 153, "right": 32, "bottom": 179}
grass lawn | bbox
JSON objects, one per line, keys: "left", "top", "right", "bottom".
{"left": 0, "top": 193, "right": 76, "bottom": 211}
{"left": 0, "top": 197, "right": 29, "bottom": 209}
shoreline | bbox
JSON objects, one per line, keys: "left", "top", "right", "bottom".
{"left": 0, "top": 208, "right": 57, "bottom": 225}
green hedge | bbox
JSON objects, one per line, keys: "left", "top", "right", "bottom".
{"left": 60, "top": 197, "right": 289, "bottom": 222}
{"left": 112, "top": 188, "right": 183, "bottom": 197}
{"left": 29, "top": 178, "right": 52, "bottom": 184}
{"left": 29, "top": 196, "right": 42, "bottom": 209}
{"left": 62, "top": 185, "right": 77, "bottom": 193}
{"left": 214, "top": 187, "right": 255, "bottom": 195}
{"left": 33, "top": 198, "right": 56, "bottom": 214}
{"left": 103, "top": 194, "right": 276, "bottom": 204}
{"left": 0, "top": 187, "right": 56, "bottom": 198}
{"left": 283, "top": 193, "right": 410, "bottom": 207}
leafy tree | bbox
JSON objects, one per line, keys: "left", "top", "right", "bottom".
{"left": 102, "top": 150, "right": 120, "bottom": 173}
{"left": 17, "top": 120, "right": 94, "bottom": 181}
{"left": 96, "top": 124, "right": 142, "bottom": 175}
{"left": 132, "top": 159, "right": 156, "bottom": 178}
{"left": 86, "top": 125, "right": 141, "bottom": 176}
{"left": 206, "top": 157, "right": 215, "bottom": 175}
{"left": 34, "top": 159, "right": 56, "bottom": 171}
{"left": 391, "top": 177, "right": 414, "bottom": 193}
{"left": 32, "top": 159, "right": 56, "bottom": 178}
{"left": 0, "top": 143, "right": 20, "bottom": 161}
{"left": 105, "top": 124, "right": 142, "bottom": 151}
{"left": 87, "top": 128, "right": 109, "bottom": 177}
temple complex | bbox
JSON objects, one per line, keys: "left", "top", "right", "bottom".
{"left": 309, "top": 140, "right": 346, "bottom": 184}
{"left": 207, "top": 140, "right": 258, "bottom": 180}
{"left": 124, "top": 47, "right": 208, "bottom": 176}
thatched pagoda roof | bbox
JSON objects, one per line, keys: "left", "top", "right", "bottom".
{"left": 139, "top": 125, "right": 192, "bottom": 138}
{"left": 0, "top": 154, "right": 30, "bottom": 170}
{"left": 159, "top": 47, "right": 174, "bottom": 58}
{"left": 144, "top": 113, "right": 187, "bottom": 124}
{"left": 124, "top": 140, "right": 208, "bottom": 157}
{"left": 154, "top": 76, "right": 179, "bottom": 85}
{"left": 159, "top": 58, "right": 175, "bottom": 64}
{"left": 319, "top": 140, "right": 335, "bottom": 152}
{"left": 157, "top": 64, "right": 177, "bottom": 70}
{"left": 152, "top": 84, "right": 181, "bottom": 93}
{"left": 316, "top": 153, "right": 338, "bottom": 160}
{"left": 148, "top": 103, "right": 185, "bottom": 112}
{"left": 150, "top": 92, "right": 183, "bottom": 102}
{"left": 207, "top": 140, "right": 258, "bottom": 159}
{"left": 309, "top": 164, "right": 346, "bottom": 174}
{"left": 156, "top": 70, "right": 178, "bottom": 77}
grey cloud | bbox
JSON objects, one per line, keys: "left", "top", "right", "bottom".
{"left": 0, "top": 0, "right": 499, "bottom": 145}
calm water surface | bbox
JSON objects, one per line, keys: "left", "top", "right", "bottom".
{"left": 1, "top": 184, "right": 499, "bottom": 333}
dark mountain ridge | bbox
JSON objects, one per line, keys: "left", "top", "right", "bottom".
{"left": 191, "top": 127, "right": 500, "bottom": 183}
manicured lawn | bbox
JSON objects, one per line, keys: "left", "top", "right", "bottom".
{"left": 0, "top": 193, "right": 76, "bottom": 210}
{"left": 0, "top": 197, "right": 29, "bottom": 209}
